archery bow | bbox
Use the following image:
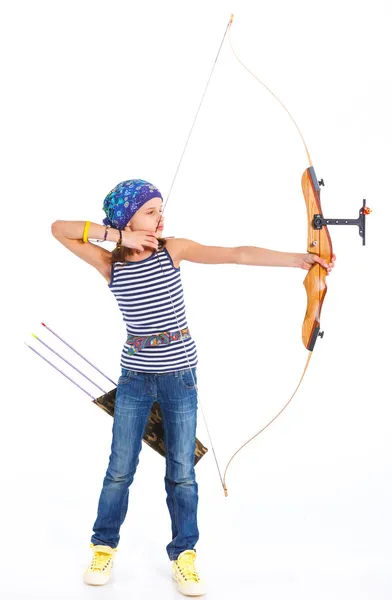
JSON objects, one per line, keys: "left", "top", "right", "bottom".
{"left": 152, "top": 14, "right": 372, "bottom": 496}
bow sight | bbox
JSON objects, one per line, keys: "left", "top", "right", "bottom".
{"left": 313, "top": 195, "right": 372, "bottom": 245}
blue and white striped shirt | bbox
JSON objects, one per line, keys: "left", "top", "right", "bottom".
{"left": 108, "top": 245, "right": 198, "bottom": 373}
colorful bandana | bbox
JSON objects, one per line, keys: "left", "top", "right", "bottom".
{"left": 102, "top": 179, "right": 163, "bottom": 229}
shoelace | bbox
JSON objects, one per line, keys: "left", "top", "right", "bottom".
{"left": 88, "top": 544, "right": 114, "bottom": 571}
{"left": 175, "top": 551, "right": 200, "bottom": 582}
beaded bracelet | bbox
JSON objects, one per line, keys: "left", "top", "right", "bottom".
{"left": 115, "top": 228, "right": 123, "bottom": 249}
{"left": 94, "top": 224, "right": 110, "bottom": 243}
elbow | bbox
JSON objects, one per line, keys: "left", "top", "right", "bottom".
{"left": 233, "top": 247, "right": 244, "bottom": 265}
{"left": 51, "top": 220, "right": 63, "bottom": 237}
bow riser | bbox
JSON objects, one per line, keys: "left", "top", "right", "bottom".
{"left": 301, "top": 167, "right": 333, "bottom": 351}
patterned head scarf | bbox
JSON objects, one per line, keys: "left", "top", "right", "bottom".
{"left": 102, "top": 179, "right": 163, "bottom": 229}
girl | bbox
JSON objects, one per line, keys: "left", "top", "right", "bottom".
{"left": 51, "top": 179, "right": 335, "bottom": 596}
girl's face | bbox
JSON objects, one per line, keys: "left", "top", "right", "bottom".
{"left": 124, "top": 197, "right": 164, "bottom": 234}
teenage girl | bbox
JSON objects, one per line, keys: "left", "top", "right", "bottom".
{"left": 51, "top": 179, "right": 335, "bottom": 596}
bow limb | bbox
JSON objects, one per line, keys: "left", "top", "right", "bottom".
{"left": 222, "top": 351, "right": 312, "bottom": 496}
{"left": 228, "top": 18, "right": 313, "bottom": 167}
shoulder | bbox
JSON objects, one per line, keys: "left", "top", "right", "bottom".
{"left": 163, "top": 237, "right": 209, "bottom": 268}
{"left": 162, "top": 237, "right": 186, "bottom": 269}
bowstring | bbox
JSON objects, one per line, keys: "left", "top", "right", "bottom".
{"left": 160, "top": 15, "right": 233, "bottom": 216}
{"left": 153, "top": 16, "right": 234, "bottom": 493}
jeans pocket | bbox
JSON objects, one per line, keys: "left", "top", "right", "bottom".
{"left": 179, "top": 368, "right": 197, "bottom": 390}
{"left": 118, "top": 369, "right": 139, "bottom": 385}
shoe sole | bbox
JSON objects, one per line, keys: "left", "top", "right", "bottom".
{"left": 172, "top": 573, "right": 207, "bottom": 596}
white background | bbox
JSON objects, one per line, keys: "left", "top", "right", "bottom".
{"left": 3, "top": 0, "right": 391, "bottom": 598}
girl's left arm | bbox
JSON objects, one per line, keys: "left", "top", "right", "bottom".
{"left": 174, "top": 238, "right": 336, "bottom": 274}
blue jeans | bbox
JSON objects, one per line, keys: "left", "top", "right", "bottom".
{"left": 90, "top": 366, "right": 199, "bottom": 561}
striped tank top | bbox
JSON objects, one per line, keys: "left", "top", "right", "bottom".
{"left": 108, "top": 245, "right": 198, "bottom": 373}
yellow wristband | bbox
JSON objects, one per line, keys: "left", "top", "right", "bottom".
{"left": 83, "top": 221, "right": 91, "bottom": 243}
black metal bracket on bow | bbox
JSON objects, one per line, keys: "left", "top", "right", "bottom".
{"left": 313, "top": 199, "right": 371, "bottom": 245}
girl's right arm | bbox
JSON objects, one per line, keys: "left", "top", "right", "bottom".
{"left": 51, "top": 221, "right": 119, "bottom": 283}
{"left": 51, "top": 221, "right": 158, "bottom": 283}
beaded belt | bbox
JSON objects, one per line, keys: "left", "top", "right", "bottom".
{"left": 125, "top": 327, "right": 191, "bottom": 356}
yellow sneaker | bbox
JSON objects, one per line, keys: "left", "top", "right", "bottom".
{"left": 83, "top": 543, "right": 118, "bottom": 586}
{"left": 172, "top": 549, "right": 207, "bottom": 596}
